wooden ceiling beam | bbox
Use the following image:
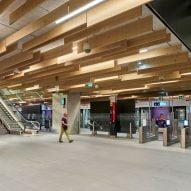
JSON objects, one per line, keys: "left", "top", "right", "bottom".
{"left": 0, "top": 50, "right": 34, "bottom": 71}
{"left": 117, "top": 45, "right": 182, "bottom": 65}
{"left": 23, "top": 23, "right": 87, "bottom": 51}
{"left": 0, "top": 2, "right": 69, "bottom": 52}
{"left": 87, "top": 0, "right": 151, "bottom": 26}
{"left": 0, "top": 0, "right": 14, "bottom": 14}
{"left": 9, "top": 0, "right": 46, "bottom": 25}
{"left": 77, "top": 16, "right": 153, "bottom": 52}
{"left": 41, "top": 43, "right": 72, "bottom": 61}
{"left": 138, "top": 61, "right": 190, "bottom": 75}
{"left": 129, "top": 52, "right": 189, "bottom": 72}
{"left": 64, "top": 6, "right": 142, "bottom": 44}
{"left": 26, "top": 65, "right": 77, "bottom": 79}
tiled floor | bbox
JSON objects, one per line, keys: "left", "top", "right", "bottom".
{"left": 0, "top": 133, "right": 191, "bottom": 191}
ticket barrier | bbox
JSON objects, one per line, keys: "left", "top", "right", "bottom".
{"left": 163, "top": 127, "right": 179, "bottom": 146}
{"left": 180, "top": 127, "right": 191, "bottom": 148}
{"left": 139, "top": 125, "right": 158, "bottom": 144}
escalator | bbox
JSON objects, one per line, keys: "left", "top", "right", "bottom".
{"left": 0, "top": 97, "right": 40, "bottom": 134}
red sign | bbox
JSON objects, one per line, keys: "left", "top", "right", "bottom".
{"left": 112, "top": 102, "right": 116, "bottom": 123}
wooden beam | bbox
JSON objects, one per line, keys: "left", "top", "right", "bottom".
{"left": 138, "top": 61, "right": 190, "bottom": 75}
{"left": 4, "top": 51, "right": 41, "bottom": 71}
{"left": 9, "top": 0, "right": 46, "bottom": 25}
{"left": 0, "top": 2, "right": 69, "bottom": 52}
{"left": 87, "top": 0, "right": 151, "bottom": 26}
{"left": 64, "top": 6, "right": 142, "bottom": 44}
{"left": 0, "top": 43, "right": 19, "bottom": 57}
{"left": 0, "top": 0, "right": 14, "bottom": 14}
{"left": 25, "top": 65, "right": 77, "bottom": 79}
{"left": 23, "top": 22, "right": 87, "bottom": 51}
{"left": 128, "top": 52, "right": 189, "bottom": 72}
{"left": 78, "top": 16, "right": 153, "bottom": 52}
{"left": 41, "top": 43, "right": 72, "bottom": 61}
{"left": 69, "top": 0, "right": 92, "bottom": 11}
{"left": 0, "top": 51, "right": 34, "bottom": 71}
{"left": 117, "top": 45, "right": 182, "bottom": 65}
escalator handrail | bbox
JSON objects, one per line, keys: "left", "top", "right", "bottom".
{"left": 1, "top": 97, "right": 40, "bottom": 131}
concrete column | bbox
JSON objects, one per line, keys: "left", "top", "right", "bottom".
{"left": 109, "top": 95, "right": 117, "bottom": 136}
{"left": 181, "top": 128, "right": 186, "bottom": 148}
{"left": 52, "top": 93, "right": 67, "bottom": 132}
{"left": 67, "top": 93, "right": 80, "bottom": 134}
{"left": 52, "top": 92, "right": 80, "bottom": 134}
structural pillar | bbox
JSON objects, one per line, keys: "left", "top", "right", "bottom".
{"left": 52, "top": 92, "right": 80, "bottom": 134}
{"left": 109, "top": 95, "right": 117, "bottom": 136}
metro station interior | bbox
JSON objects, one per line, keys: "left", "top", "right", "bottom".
{"left": 0, "top": 0, "right": 191, "bottom": 191}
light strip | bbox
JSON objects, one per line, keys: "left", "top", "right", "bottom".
{"left": 55, "top": 0, "right": 105, "bottom": 24}
{"left": 146, "top": 80, "right": 179, "bottom": 86}
{"left": 25, "top": 85, "right": 40, "bottom": 91}
{"left": 181, "top": 72, "right": 191, "bottom": 76}
{"left": 94, "top": 75, "right": 119, "bottom": 82}
{"left": 113, "top": 86, "right": 148, "bottom": 93}
{"left": 70, "top": 84, "right": 86, "bottom": 89}
{"left": 139, "top": 49, "right": 148, "bottom": 53}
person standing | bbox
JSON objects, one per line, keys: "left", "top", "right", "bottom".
{"left": 59, "top": 113, "right": 73, "bottom": 143}
{"left": 156, "top": 114, "right": 166, "bottom": 128}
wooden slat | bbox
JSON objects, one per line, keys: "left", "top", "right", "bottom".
{"left": 23, "top": 21, "right": 86, "bottom": 51}
{"left": 64, "top": 6, "right": 142, "bottom": 44}
{"left": 0, "top": 43, "right": 19, "bottom": 57}
{"left": 0, "top": 51, "right": 34, "bottom": 71}
{"left": 0, "top": 2, "right": 69, "bottom": 52}
{"left": 4, "top": 51, "right": 41, "bottom": 71}
{"left": 138, "top": 61, "right": 190, "bottom": 75}
{"left": 69, "top": 0, "right": 92, "bottom": 11}
{"left": 87, "top": 0, "right": 151, "bottom": 26}
{"left": 25, "top": 65, "right": 77, "bottom": 79}
{"left": 117, "top": 45, "right": 182, "bottom": 65}
{"left": 0, "top": 0, "right": 14, "bottom": 14}
{"left": 78, "top": 16, "right": 153, "bottom": 52}
{"left": 9, "top": 0, "right": 46, "bottom": 24}
{"left": 41, "top": 43, "right": 72, "bottom": 61}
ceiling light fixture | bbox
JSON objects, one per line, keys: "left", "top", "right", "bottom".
{"left": 181, "top": 72, "right": 191, "bottom": 76}
{"left": 55, "top": 0, "right": 105, "bottom": 24}
{"left": 139, "top": 49, "right": 148, "bottom": 53}
{"left": 94, "top": 75, "right": 119, "bottom": 82}
{"left": 138, "top": 61, "right": 142, "bottom": 65}
{"left": 146, "top": 80, "right": 179, "bottom": 86}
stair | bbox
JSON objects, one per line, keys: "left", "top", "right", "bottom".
{"left": 0, "top": 102, "right": 23, "bottom": 134}
{"left": 0, "top": 120, "right": 9, "bottom": 135}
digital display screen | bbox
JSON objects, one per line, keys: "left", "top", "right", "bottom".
{"left": 166, "top": 120, "right": 170, "bottom": 126}
{"left": 61, "top": 98, "right": 66, "bottom": 105}
{"left": 184, "top": 120, "right": 188, "bottom": 127}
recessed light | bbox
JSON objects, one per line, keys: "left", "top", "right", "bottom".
{"left": 139, "top": 49, "right": 148, "bottom": 53}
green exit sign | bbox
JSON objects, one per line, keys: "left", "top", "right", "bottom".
{"left": 178, "top": 95, "right": 184, "bottom": 100}
{"left": 87, "top": 82, "right": 93, "bottom": 87}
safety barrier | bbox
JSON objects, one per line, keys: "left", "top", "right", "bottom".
{"left": 180, "top": 127, "right": 191, "bottom": 148}
{"left": 163, "top": 127, "right": 179, "bottom": 146}
{"left": 139, "top": 125, "right": 158, "bottom": 144}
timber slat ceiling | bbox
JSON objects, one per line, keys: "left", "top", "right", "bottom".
{"left": 0, "top": 0, "right": 190, "bottom": 101}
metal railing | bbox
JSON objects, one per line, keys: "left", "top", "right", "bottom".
{"left": 0, "top": 97, "right": 40, "bottom": 133}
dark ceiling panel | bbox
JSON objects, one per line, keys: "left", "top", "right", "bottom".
{"left": 149, "top": 0, "right": 191, "bottom": 51}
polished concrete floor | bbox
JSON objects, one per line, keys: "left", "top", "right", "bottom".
{"left": 0, "top": 133, "right": 191, "bottom": 191}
